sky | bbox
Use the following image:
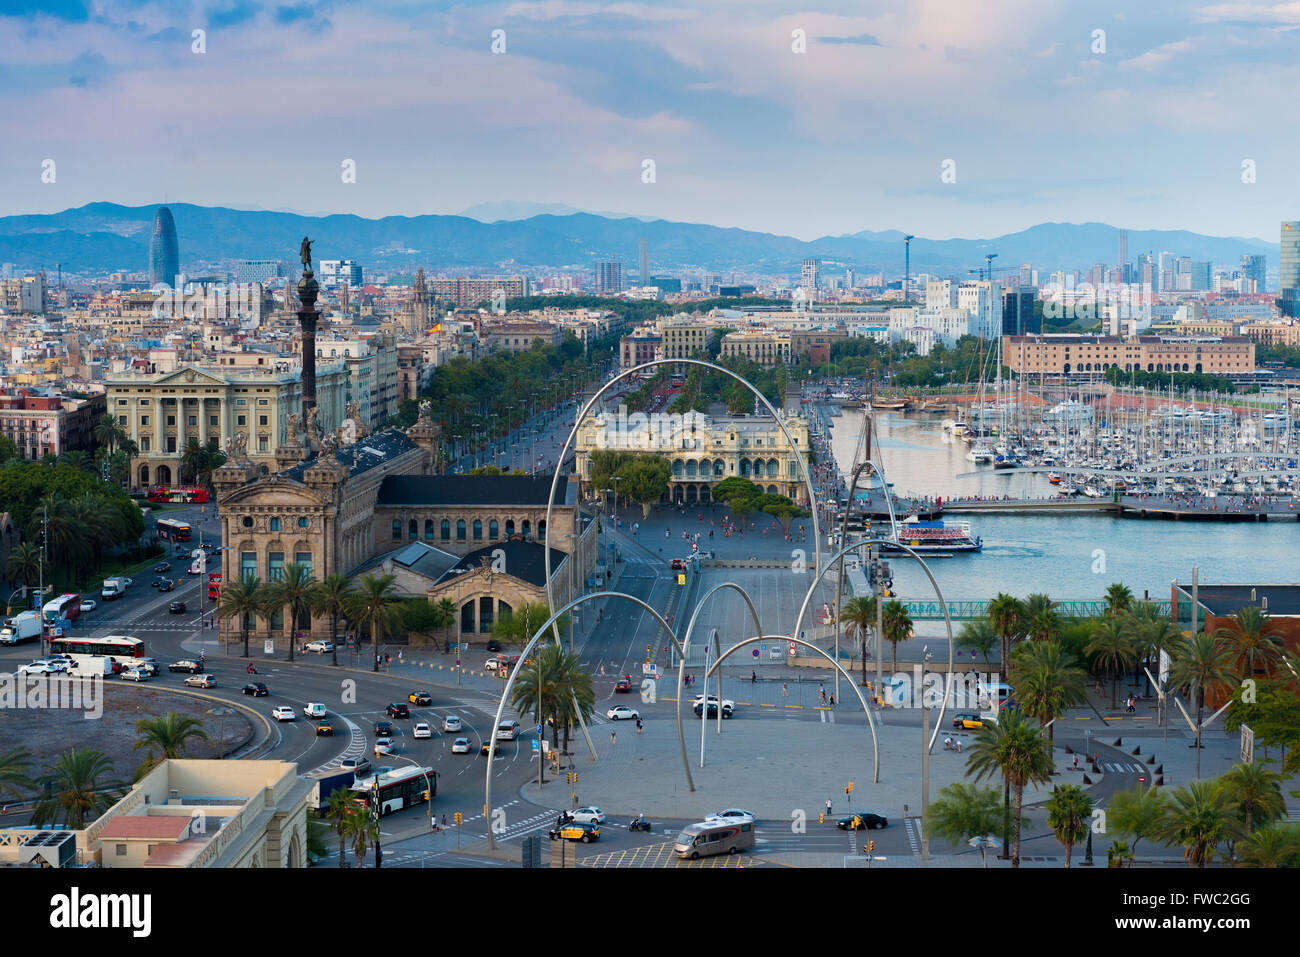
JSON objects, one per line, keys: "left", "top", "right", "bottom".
{"left": 3, "top": 0, "right": 1298, "bottom": 241}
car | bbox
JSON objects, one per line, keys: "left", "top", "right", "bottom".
{"left": 168, "top": 600, "right": 186, "bottom": 614}
{"left": 442, "top": 715, "right": 462, "bottom": 733}
{"left": 479, "top": 741, "right": 502, "bottom": 757}
{"left": 374, "top": 720, "right": 393, "bottom": 736}
{"left": 184, "top": 673, "right": 216, "bottom": 688}
{"left": 374, "top": 737, "right": 393, "bottom": 755}
{"left": 386, "top": 703, "right": 410, "bottom": 719}
{"left": 316, "top": 722, "right": 334, "bottom": 736}
{"left": 134, "top": 658, "right": 160, "bottom": 677}
{"left": 122, "top": 578, "right": 133, "bottom": 588}
{"left": 169, "top": 659, "right": 203, "bottom": 673}
{"left": 154, "top": 562, "right": 171, "bottom": 573}
{"left": 837, "top": 813, "right": 888, "bottom": 830}
{"left": 485, "top": 639, "right": 502, "bottom": 652}
{"left": 17, "top": 659, "right": 60, "bottom": 675}
{"left": 271, "top": 706, "right": 296, "bottom": 721}
{"left": 409, "top": 691, "right": 433, "bottom": 706}
{"left": 413, "top": 722, "right": 432, "bottom": 739}
{"left": 150, "top": 577, "right": 165, "bottom": 588}
{"left": 707, "top": 808, "right": 756, "bottom": 823}
{"left": 79, "top": 599, "right": 97, "bottom": 613}
{"left": 242, "top": 682, "right": 269, "bottom": 697}
{"left": 451, "top": 737, "right": 471, "bottom": 754}
{"left": 120, "top": 668, "right": 150, "bottom": 682}
{"left": 158, "top": 580, "right": 175, "bottom": 593}
{"left": 340, "top": 756, "right": 372, "bottom": 777}
{"left": 952, "top": 712, "right": 984, "bottom": 730}
{"left": 692, "top": 695, "right": 735, "bottom": 718}
{"left": 549, "top": 821, "right": 600, "bottom": 843}
{"left": 484, "top": 657, "right": 506, "bottom": 672}
{"left": 304, "top": 639, "right": 333, "bottom": 654}
{"left": 174, "top": 546, "right": 189, "bottom": 557}
{"left": 606, "top": 705, "right": 640, "bottom": 721}
{"left": 669, "top": 557, "right": 686, "bottom": 570}
{"left": 613, "top": 675, "right": 633, "bottom": 693}
{"left": 568, "top": 806, "right": 605, "bottom": 825}
{"left": 304, "top": 702, "right": 326, "bottom": 719}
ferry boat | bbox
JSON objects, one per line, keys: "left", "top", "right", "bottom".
{"left": 881, "top": 516, "right": 983, "bottom": 554}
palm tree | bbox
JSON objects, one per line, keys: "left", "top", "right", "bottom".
{"left": 1009, "top": 640, "right": 1087, "bottom": 741}
{"left": 1235, "top": 823, "right": 1300, "bottom": 867}
{"left": 1107, "top": 840, "right": 1135, "bottom": 868}
{"left": 350, "top": 573, "right": 401, "bottom": 668}
{"left": 840, "top": 595, "right": 877, "bottom": 685}
{"left": 1169, "top": 633, "right": 1235, "bottom": 771}
{"left": 1024, "top": 601, "right": 1062, "bottom": 644}
{"left": 1155, "top": 779, "right": 1242, "bottom": 868}
{"left": 924, "top": 782, "right": 1004, "bottom": 864}
{"left": 433, "top": 597, "right": 457, "bottom": 653}
{"left": 5, "top": 541, "right": 43, "bottom": 589}
{"left": 180, "top": 437, "right": 207, "bottom": 484}
{"left": 1108, "top": 784, "right": 1170, "bottom": 861}
{"left": 1104, "top": 582, "right": 1134, "bottom": 618}
{"left": 218, "top": 574, "right": 265, "bottom": 658}
{"left": 342, "top": 805, "right": 378, "bottom": 868}
{"left": 1045, "top": 784, "right": 1093, "bottom": 868}
{"left": 1219, "top": 762, "right": 1286, "bottom": 836}
{"left": 965, "top": 709, "right": 1055, "bottom": 868}
{"left": 986, "top": 593, "right": 1024, "bottom": 679}
{"left": 1125, "top": 607, "right": 1182, "bottom": 698}
{"left": 305, "top": 817, "right": 330, "bottom": 865}
{"left": 133, "top": 713, "right": 209, "bottom": 772}
{"left": 1214, "top": 606, "right": 1288, "bottom": 680}
{"left": 880, "top": 600, "right": 912, "bottom": 673}
{"left": 324, "top": 788, "right": 356, "bottom": 868}
{"left": 31, "top": 748, "right": 123, "bottom": 828}
{"left": 310, "top": 574, "right": 353, "bottom": 667}
{"left": 549, "top": 645, "right": 596, "bottom": 757}
{"left": 958, "top": 617, "right": 998, "bottom": 669}
{"left": 263, "top": 562, "right": 316, "bottom": 663}
{"left": 1086, "top": 618, "right": 1136, "bottom": 709}
{"left": 59, "top": 450, "right": 89, "bottom": 472}
{"left": 92, "top": 413, "right": 126, "bottom": 455}
{"left": 0, "top": 746, "right": 32, "bottom": 802}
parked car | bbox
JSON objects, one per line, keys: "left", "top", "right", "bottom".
{"left": 271, "top": 706, "right": 296, "bottom": 722}
{"left": 606, "top": 705, "right": 640, "bottom": 721}
{"left": 485, "top": 639, "right": 502, "bottom": 652}
{"left": 408, "top": 691, "right": 433, "bottom": 705}
{"left": 169, "top": 659, "right": 203, "bottom": 674}
{"left": 413, "top": 722, "right": 432, "bottom": 739}
{"left": 120, "top": 668, "right": 150, "bottom": 682}
{"left": 18, "top": 660, "right": 60, "bottom": 675}
{"left": 442, "top": 715, "right": 462, "bottom": 733}
{"left": 168, "top": 600, "right": 186, "bottom": 614}
{"left": 837, "top": 813, "right": 888, "bottom": 830}
{"left": 184, "top": 673, "right": 216, "bottom": 688}
{"left": 386, "top": 703, "right": 410, "bottom": 719}
{"left": 451, "top": 737, "right": 471, "bottom": 754}
{"left": 304, "top": 639, "right": 333, "bottom": 654}
{"left": 242, "top": 682, "right": 269, "bottom": 697}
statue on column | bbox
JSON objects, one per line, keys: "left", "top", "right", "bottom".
{"left": 287, "top": 411, "right": 302, "bottom": 447}
{"left": 300, "top": 236, "right": 313, "bottom": 272}
{"left": 305, "top": 405, "right": 319, "bottom": 445}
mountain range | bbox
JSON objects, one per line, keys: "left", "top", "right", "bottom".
{"left": 0, "top": 202, "right": 1279, "bottom": 279}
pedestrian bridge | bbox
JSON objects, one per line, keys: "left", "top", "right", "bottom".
{"left": 897, "top": 599, "right": 1172, "bottom": 621}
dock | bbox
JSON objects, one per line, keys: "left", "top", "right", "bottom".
{"left": 939, "top": 495, "right": 1300, "bottom": 522}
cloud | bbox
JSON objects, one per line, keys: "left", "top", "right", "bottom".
{"left": 818, "top": 33, "right": 884, "bottom": 46}
{"left": 1118, "top": 39, "right": 1195, "bottom": 71}
{"left": 1195, "top": 2, "right": 1300, "bottom": 25}
{"left": 207, "top": 1, "right": 261, "bottom": 29}
{"left": 1037, "top": 41, "right": 1061, "bottom": 57}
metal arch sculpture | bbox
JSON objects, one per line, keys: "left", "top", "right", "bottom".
{"left": 699, "top": 633, "right": 880, "bottom": 783}
{"left": 674, "top": 580, "right": 766, "bottom": 789}
{"left": 484, "top": 590, "right": 690, "bottom": 850}
{"left": 541, "top": 358, "right": 823, "bottom": 642}
{"left": 791, "top": 538, "right": 956, "bottom": 753}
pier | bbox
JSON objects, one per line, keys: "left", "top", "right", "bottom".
{"left": 938, "top": 494, "right": 1300, "bottom": 521}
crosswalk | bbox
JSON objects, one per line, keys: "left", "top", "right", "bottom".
{"left": 903, "top": 819, "right": 921, "bottom": 855}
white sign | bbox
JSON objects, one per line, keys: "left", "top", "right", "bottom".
{"left": 642, "top": 662, "right": 659, "bottom": 677}
{"left": 264, "top": 638, "right": 274, "bottom": 655}
{"left": 1241, "top": 724, "right": 1254, "bottom": 765}
{"left": 788, "top": 641, "right": 797, "bottom": 657}
{"left": 1158, "top": 649, "right": 1171, "bottom": 688}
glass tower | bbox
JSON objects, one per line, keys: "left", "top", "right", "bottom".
{"left": 149, "top": 206, "right": 180, "bottom": 288}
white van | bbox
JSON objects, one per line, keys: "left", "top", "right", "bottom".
{"left": 674, "top": 819, "right": 756, "bottom": 860}
{"left": 69, "top": 656, "right": 115, "bottom": 678}
{"left": 495, "top": 719, "right": 521, "bottom": 741}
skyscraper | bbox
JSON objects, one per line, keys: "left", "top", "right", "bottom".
{"left": 595, "top": 256, "right": 622, "bottom": 295}
{"left": 149, "top": 206, "right": 180, "bottom": 288}
{"left": 638, "top": 238, "right": 648, "bottom": 287}
{"left": 1280, "top": 222, "right": 1300, "bottom": 316}
{"left": 1240, "top": 254, "right": 1266, "bottom": 293}
{"left": 801, "top": 258, "right": 820, "bottom": 292}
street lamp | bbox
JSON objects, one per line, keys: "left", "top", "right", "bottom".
{"left": 391, "top": 754, "right": 437, "bottom": 832}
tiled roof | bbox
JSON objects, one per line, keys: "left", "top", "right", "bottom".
{"left": 376, "top": 473, "right": 571, "bottom": 507}
{"left": 280, "top": 428, "right": 417, "bottom": 483}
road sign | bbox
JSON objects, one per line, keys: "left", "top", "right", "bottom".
{"left": 536, "top": 724, "right": 543, "bottom": 737}
{"left": 264, "top": 638, "right": 274, "bottom": 655}
{"left": 1241, "top": 724, "right": 1254, "bottom": 764}
{"left": 788, "top": 641, "right": 797, "bottom": 657}
{"left": 677, "top": 573, "right": 685, "bottom": 586}
{"left": 752, "top": 649, "right": 759, "bottom": 657}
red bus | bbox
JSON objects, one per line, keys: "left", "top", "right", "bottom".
{"left": 208, "top": 573, "right": 222, "bottom": 600}
{"left": 41, "top": 593, "right": 81, "bottom": 626}
{"left": 157, "top": 518, "right": 193, "bottom": 541}
{"left": 147, "top": 485, "right": 210, "bottom": 504}
{"left": 49, "top": 634, "right": 145, "bottom": 664}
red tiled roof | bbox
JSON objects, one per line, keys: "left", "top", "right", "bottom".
{"left": 99, "top": 816, "right": 192, "bottom": 841}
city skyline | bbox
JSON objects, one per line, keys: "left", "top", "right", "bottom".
{"left": 3, "top": 1, "right": 1298, "bottom": 241}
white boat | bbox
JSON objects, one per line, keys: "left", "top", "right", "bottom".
{"left": 1082, "top": 485, "right": 1104, "bottom": 498}
{"left": 1058, "top": 482, "right": 1079, "bottom": 496}
{"left": 966, "top": 446, "right": 995, "bottom": 463}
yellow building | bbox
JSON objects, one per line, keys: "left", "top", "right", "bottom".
{"left": 720, "top": 330, "right": 792, "bottom": 366}
{"left": 1002, "top": 334, "right": 1255, "bottom": 377}
{"left": 659, "top": 320, "right": 711, "bottom": 359}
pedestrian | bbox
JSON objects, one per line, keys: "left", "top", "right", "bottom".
{"left": 828, "top": 694, "right": 834, "bottom": 707}
{"left": 751, "top": 670, "right": 756, "bottom": 684}
{"left": 636, "top": 718, "right": 643, "bottom": 734}
{"left": 782, "top": 682, "right": 788, "bottom": 697}
{"left": 398, "top": 649, "right": 403, "bottom": 663}
{"left": 611, "top": 730, "right": 616, "bottom": 747}
{"left": 826, "top": 797, "right": 832, "bottom": 817}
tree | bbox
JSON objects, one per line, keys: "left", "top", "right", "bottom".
{"left": 400, "top": 599, "right": 444, "bottom": 650}
{"left": 342, "top": 805, "right": 378, "bottom": 868}
{"left": 262, "top": 562, "right": 316, "bottom": 663}
{"left": 958, "top": 617, "right": 998, "bottom": 669}
{"left": 620, "top": 456, "right": 672, "bottom": 519}
{"left": 1224, "top": 678, "right": 1300, "bottom": 766}
{"left": 32, "top": 748, "right": 123, "bottom": 828}
{"left": 433, "top": 597, "right": 457, "bottom": 651}
{"left": 350, "top": 573, "right": 401, "bottom": 667}
{"left": 1104, "top": 582, "right": 1134, "bottom": 618}
{"left": 840, "top": 595, "right": 877, "bottom": 685}
{"left": 0, "top": 746, "right": 32, "bottom": 802}
{"left": 5, "top": 541, "right": 43, "bottom": 589}
{"left": 1168, "top": 633, "right": 1235, "bottom": 762}
{"left": 324, "top": 788, "right": 356, "bottom": 868}
{"left": 1154, "top": 779, "right": 1242, "bottom": 868}
{"left": 965, "top": 709, "right": 1055, "bottom": 868}
{"left": 218, "top": 574, "right": 265, "bottom": 658}
{"left": 986, "top": 593, "right": 1025, "bottom": 680}
{"left": 1107, "top": 784, "right": 1170, "bottom": 860}
{"left": 134, "top": 713, "right": 209, "bottom": 777}
{"left": 493, "top": 602, "right": 563, "bottom": 647}
{"left": 1086, "top": 618, "right": 1136, "bottom": 709}
{"left": 1045, "top": 784, "right": 1093, "bottom": 868}
{"left": 1214, "top": 606, "right": 1288, "bottom": 680}
{"left": 1235, "top": 823, "right": 1300, "bottom": 867}
{"left": 880, "top": 599, "right": 913, "bottom": 673}
{"left": 92, "top": 413, "right": 127, "bottom": 455}
{"left": 1219, "top": 762, "right": 1286, "bottom": 836}
{"left": 309, "top": 573, "right": 353, "bottom": 667}
{"left": 1024, "top": 596, "right": 1062, "bottom": 644}
{"left": 925, "top": 782, "right": 1004, "bottom": 863}
{"left": 1009, "top": 640, "right": 1086, "bottom": 741}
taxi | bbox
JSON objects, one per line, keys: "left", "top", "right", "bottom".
{"left": 548, "top": 821, "right": 600, "bottom": 843}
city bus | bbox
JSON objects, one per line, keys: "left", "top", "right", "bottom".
{"left": 208, "top": 573, "right": 222, "bottom": 601}
{"left": 156, "top": 518, "right": 193, "bottom": 542}
{"left": 41, "top": 593, "right": 82, "bottom": 626}
{"left": 146, "top": 485, "right": 210, "bottom": 504}
{"left": 48, "top": 634, "right": 145, "bottom": 668}
{"left": 349, "top": 766, "right": 437, "bottom": 816}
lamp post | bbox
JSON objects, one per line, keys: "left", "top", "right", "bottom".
{"left": 206, "top": 706, "right": 233, "bottom": 757}
{"left": 610, "top": 475, "right": 622, "bottom": 572}
{"left": 391, "top": 754, "right": 437, "bottom": 831}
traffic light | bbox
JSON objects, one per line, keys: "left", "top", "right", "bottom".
{"left": 453, "top": 812, "right": 462, "bottom": 826}
{"left": 868, "top": 840, "right": 875, "bottom": 854}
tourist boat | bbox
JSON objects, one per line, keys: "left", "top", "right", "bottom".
{"left": 871, "top": 397, "right": 907, "bottom": 411}
{"left": 880, "top": 515, "right": 982, "bottom": 554}
{"left": 992, "top": 454, "right": 1017, "bottom": 470}
{"left": 1048, "top": 473, "right": 1061, "bottom": 484}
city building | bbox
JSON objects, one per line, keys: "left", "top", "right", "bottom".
{"left": 1240, "top": 254, "right": 1267, "bottom": 293}
{"left": 0, "top": 389, "right": 106, "bottom": 459}
{"left": 659, "top": 318, "right": 712, "bottom": 359}
{"left": 1001, "top": 287, "right": 1037, "bottom": 336}
{"left": 1002, "top": 334, "right": 1255, "bottom": 378}
{"left": 801, "top": 259, "right": 820, "bottom": 293}
{"left": 720, "top": 330, "right": 791, "bottom": 366}
{"left": 479, "top": 319, "right": 565, "bottom": 354}
{"left": 1281, "top": 222, "right": 1300, "bottom": 317}
{"left": 319, "top": 259, "right": 362, "bottom": 288}
{"left": 1241, "top": 321, "right": 1300, "bottom": 348}
{"left": 620, "top": 330, "right": 661, "bottom": 369}
{"left": 427, "top": 275, "right": 529, "bottom": 308}
{"left": 235, "top": 260, "right": 282, "bottom": 284}
{"left": 595, "top": 258, "right": 623, "bottom": 296}
{"left": 397, "top": 344, "right": 425, "bottom": 403}
{"left": 957, "top": 280, "right": 1003, "bottom": 338}
{"left": 149, "top": 206, "right": 180, "bottom": 289}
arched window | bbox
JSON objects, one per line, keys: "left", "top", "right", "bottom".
{"left": 506, "top": 519, "right": 516, "bottom": 537}
{"left": 522, "top": 519, "right": 531, "bottom": 539}
{"left": 740, "top": 459, "right": 751, "bottom": 476}
{"left": 473, "top": 519, "right": 483, "bottom": 540}
{"left": 767, "top": 458, "right": 778, "bottom": 477}
{"left": 270, "top": 517, "right": 281, "bottom": 532}
{"left": 391, "top": 520, "right": 401, "bottom": 541}
{"left": 424, "top": 519, "right": 434, "bottom": 541}
{"left": 461, "top": 601, "right": 475, "bottom": 634}
{"left": 685, "top": 459, "right": 697, "bottom": 478}
{"left": 440, "top": 519, "right": 450, "bottom": 540}
{"left": 713, "top": 460, "right": 725, "bottom": 476}
{"left": 408, "top": 519, "right": 417, "bottom": 540}
{"left": 456, "top": 519, "right": 466, "bottom": 541}
{"left": 672, "top": 459, "right": 683, "bottom": 477}
{"left": 489, "top": 519, "right": 499, "bottom": 539}
{"left": 538, "top": 519, "right": 546, "bottom": 540}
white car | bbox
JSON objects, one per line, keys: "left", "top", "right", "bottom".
{"left": 120, "top": 668, "right": 150, "bottom": 682}
{"left": 691, "top": 694, "right": 736, "bottom": 710}
{"left": 568, "top": 806, "right": 605, "bottom": 825}
{"left": 450, "top": 737, "right": 471, "bottom": 754}
{"left": 606, "top": 705, "right": 640, "bottom": 721}
{"left": 413, "top": 722, "right": 432, "bottom": 739}
{"left": 271, "top": 706, "right": 297, "bottom": 722}
{"left": 304, "top": 702, "right": 326, "bottom": 719}
{"left": 18, "top": 660, "right": 58, "bottom": 675}
{"left": 442, "top": 715, "right": 462, "bottom": 733}
{"left": 79, "top": 599, "right": 98, "bottom": 613}
{"left": 304, "top": 640, "right": 333, "bottom": 654}
{"left": 374, "top": 737, "right": 394, "bottom": 755}
{"left": 484, "top": 658, "right": 503, "bottom": 672}
{"left": 707, "top": 808, "right": 756, "bottom": 823}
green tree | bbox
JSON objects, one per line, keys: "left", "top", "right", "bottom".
{"left": 1045, "top": 784, "right": 1094, "bottom": 868}
{"left": 1168, "top": 634, "right": 1235, "bottom": 762}
{"left": 433, "top": 597, "right": 457, "bottom": 651}
{"left": 342, "top": 804, "right": 379, "bottom": 868}
{"left": 349, "top": 573, "right": 401, "bottom": 667}
{"left": 1009, "top": 640, "right": 1087, "bottom": 741}
{"left": 958, "top": 617, "right": 998, "bottom": 669}
{"left": 1104, "top": 582, "right": 1134, "bottom": 618}
{"left": 965, "top": 709, "right": 1055, "bottom": 868}
{"left": 262, "top": 562, "right": 316, "bottom": 663}
{"left": 32, "top": 748, "right": 123, "bottom": 828}
{"left": 1235, "top": 823, "right": 1300, "bottom": 867}
{"left": 1024, "top": 593, "right": 1062, "bottom": 643}
{"left": 218, "top": 574, "right": 265, "bottom": 658}
{"left": 134, "top": 713, "right": 210, "bottom": 777}
{"left": 400, "top": 599, "right": 444, "bottom": 650}
{"left": 1219, "top": 762, "right": 1286, "bottom": 836}
{"left": 1086, "top": 618, "right": 1136, "bottom": 709}
{"left": 5, "top": 541, "right": 43, "bottom": 589}
{"left": 1214, "top": 606, "right": 1288, "bottom": 680}
{"left": 925, "top": 782, "right": 1004, "bottom": 864}
{"left": 324, "top": 788, "right": 357, "bottom": 868}
{"left": 92, "top": 413, "right": 127, "bottom": 455}
{"left": 1107, "top": 784, "right": 1170, "bottom": 860}
{"left": 309, "top": 573, "right": 353, "bottom": 667}
{"left": 986, "top": 593, "right": 1025, "bottom": 680}
{"left": 840, "top": 595, "right": 877, "bottom": 685}
{"left": 620, "top": 456, "right": 672, "bottom": 519}
{"left": 0, "top": 746, "right": 32, "bottom": 802}
{"left": 1224, "top": 678, "right": 1300, "bottom": 766}
{"left": 1155, "top": 780, "right": 1243, "bottom": 868}
{"left": 880, "top": 599, "right": 913, "bottom": 673}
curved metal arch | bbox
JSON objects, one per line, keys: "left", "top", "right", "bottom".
{"left": 541, "top": 358, "right": 823, "bottom": 644}
{"left": 700, "top": 634, "right": 880, "bottom": 784}
{"left": 485, "top": 590, "right": 690, "bottom": 849}
{"left": 791, "top": 538, "right": 955, "bottom": 753}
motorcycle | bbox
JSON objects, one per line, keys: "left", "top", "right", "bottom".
{"left": 629, "top": 818, "right": 652, "bottom": 832}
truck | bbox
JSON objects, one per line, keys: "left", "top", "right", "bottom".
{"left": 0, "top": 611, "right": 41, "bottom": 645}
{"left": 101, "top": 577, "right": 129, "bottom": 600}
{"left": 306, "top": 769, "right": 358, "bottom": 815}
{"left": 68, "top": 655, "right": 115, "bottom": 678}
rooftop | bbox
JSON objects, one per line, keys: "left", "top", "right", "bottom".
{"left": 99, "top": 816, "right": 192, "bottom": 841}
{"left": 436, "top": 540, "right": 568, "bottom": 589}
{"left": 281, "top": 428, "right": 418, "bottom": 484}
{"left": 1178, "top": 583, "right": 1300, "bottom": 618}
{"left": 376, "top": 473, "right": 572, "bottom": 508}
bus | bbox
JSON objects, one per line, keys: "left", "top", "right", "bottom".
{"left": 349, "top": 766, "right": 437, "bottom": 816}
{"left": 157, "top": 518, "right": 193, "bottom": 542}
{"left": 673, "top": 819, "right": 755, "bottom": 860}
{"left": 208, "top": 573, "right": 222, "bottom": 601}
{"left": 41, "top": 594, "right": 81, "bottom": 627}
{"left": 48, "top": 634, "right": 145, "bottom": 668}
{"left": 147, "top": 485, "right": 210, "bottom": 504}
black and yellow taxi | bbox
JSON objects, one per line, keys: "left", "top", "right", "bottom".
{"left": 315, "top": 721, "right": 334, "bottom": 736}
{"left": 408, "top": 691, "right": 433, "bottom": 706}
{"left": 952, "top": 712, "right": 985, "bottom": 730}
{"left": 549, "top": 821, "right": 600, "bottom": 843}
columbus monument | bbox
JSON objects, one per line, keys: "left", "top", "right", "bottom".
{"left": 297, "top": 236, "right": 319, "bottom": 424}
